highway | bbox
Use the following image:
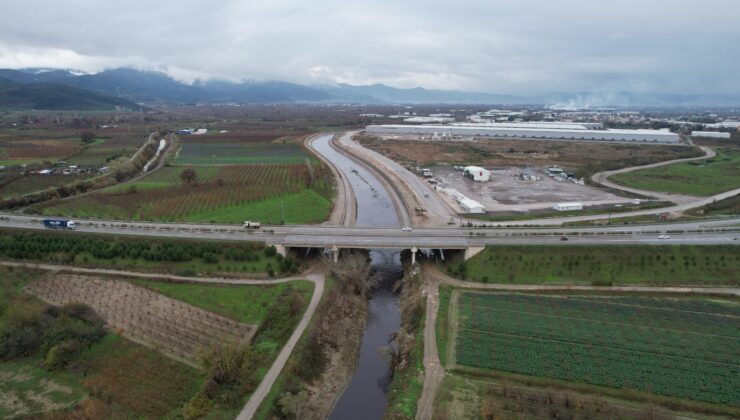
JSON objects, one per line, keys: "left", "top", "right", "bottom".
{"left": 1, "top": 213, "right": 738, "bottom": 250}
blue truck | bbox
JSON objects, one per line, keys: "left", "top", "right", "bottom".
{"left": 42, "top": 219, "right": 77, "bottom": 230}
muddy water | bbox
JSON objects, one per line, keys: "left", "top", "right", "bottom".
{"left": 312, "top": 135, "right": 404, "bottom": 419}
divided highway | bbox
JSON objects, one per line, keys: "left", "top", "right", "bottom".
{"left": 1, "top": 213, "right": 738, "bottom": 249}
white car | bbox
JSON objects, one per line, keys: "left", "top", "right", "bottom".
{"left": 401, "top": 226, "right": 412, "bottom": 232}
{"left": 658, "top": 234, "right": 671, "bottom": 240}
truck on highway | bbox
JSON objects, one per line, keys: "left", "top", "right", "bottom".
{"left": 42, "top": 219, "right": 77, "bottom": 230}
{"left": 243, "top": 221, "right": 261, "bottom": 229}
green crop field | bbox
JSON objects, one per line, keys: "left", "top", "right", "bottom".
{"left": 34, "top": 163, "right": 333, "bottom": 224}
{"left": 176, "top": 142, "right": 314, "bottom": 165}
{"left": 453, "top": 292, "right": 740, "bottom": 406}
{"left": 454, "top": 245, "right": 740, "bottom": 285}
{"left": 610, "top": 148, "right": 740, "bottom": 196}
{"left": 129, "top": 279, "right": 314, "bottom": 324}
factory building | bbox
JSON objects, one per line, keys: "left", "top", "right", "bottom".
{"left": 691, "top": 131, "right": 731, "bottom": 139}
{"left": 703, "top": 121, "right": 740, "bottom": 129}
{"left": 365, "top": 124, "right": 681, "bottom": 144}
{"left": 452, "top": 121, "right": 604, "bottom": 130}
{"left": 553, "top": 202, "right": 583, "bottom": 211}
{"left": 458, "top": 197, "right": 486, "bottom": 214}
{"left": 463, "top": 166, "right": 491, "bottom": 182}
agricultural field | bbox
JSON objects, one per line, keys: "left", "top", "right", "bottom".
{"left": 610, "top": 148, "right": 740, "bottom": 196}
{"left": 0, "top": 126, "right": 146, "bottom": 199}
{"left": 176, "top": 141, "right": 314, "bottom": 165}
{"left": 453, "top": 245, "right": 740, "bottom": 285}
{"left": 131, "top": 278, "right": 314, "bottom": 324}
{"left": 1, "top": 263, "right": 315, "bottom": 418}
{"left": 26, "top": 274, "right": 258, "bottom": 364}
{"left": 0, "top": 267, "right": 202, "bottom": 418}
{"left": 432, "top": 372, "right": 707, "bottom": 420}
{"left": 34, "top": 162, "right": 334, "bottom": 224}
{"left": 451, "top": 291, "right": 740, "bottom": 407}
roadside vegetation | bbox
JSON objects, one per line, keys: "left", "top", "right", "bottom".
{"left": 610, "top": 148, "right": 740, "bottom": 196}
{"left": 450, "top": 245, "right": 740, "bottom": 285}
{"left": 0, "top": 229, "right": 298, "bottom": 276}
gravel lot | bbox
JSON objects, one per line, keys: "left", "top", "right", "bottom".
{"left": 430, "top": 166, "right": 632, "bottom": 212}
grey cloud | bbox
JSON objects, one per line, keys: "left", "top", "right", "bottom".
{"left": 0, "top": 0, "right": 739, "bottom": 95}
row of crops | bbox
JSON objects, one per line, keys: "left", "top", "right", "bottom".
{"left": 37, "top": 163, "right": 333, "bottom": 223}
{"left": 175, "top": 142, "right": 313, "bottom": 165}
{"left": 454, "top": 292, "right": 740, "bottom": 406}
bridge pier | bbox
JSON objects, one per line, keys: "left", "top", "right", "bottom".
{"left": 331, "top": 245, "right": 339, "bottom": 263}
{"left": 271, "top": 244, "right": 287, "bottom": 258}
{"left": 410, "top": 246, "right": 418, "bottom": 265}
{"left": 464, "top": 246, "right": 485, "bottom": 261}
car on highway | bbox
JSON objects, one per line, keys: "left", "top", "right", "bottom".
{"left": 560, "top": 236, "right": 569, "bottom": 241}
{"left": 658, "top": 234, "right": 671, "bottom": 240}
{"left": 401, "top": 226, "right": 412, "bottom": 232}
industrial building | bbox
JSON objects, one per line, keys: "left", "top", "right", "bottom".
{"left": 692, "top": 131, "right": 731, "bottom": 139}
{"left": 703, "top": 121, "right": 740, "bottom": 129}
{"left": 452, "top": 121, "right": 604, "bottom": 130}
{"left": 459, "top": 197, "right": 486, "bottom": 214}
{"left": 463, "top": 166, "right": 490, "bottom": 182}
{"left": 553, "top": 202, "right": 583, "bottom": 211}
{"left": 365, "top": 124, "right": 681, "bottom": 144}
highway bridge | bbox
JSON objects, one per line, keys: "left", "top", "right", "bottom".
{"left": 2, "top": 214, "right": 738, "bottom": 263}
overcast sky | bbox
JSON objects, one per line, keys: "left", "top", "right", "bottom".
{"left": 1, "top": 0, "right": 739, "bottom": 95}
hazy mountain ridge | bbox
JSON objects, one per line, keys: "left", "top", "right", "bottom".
{"left": 0, "top": 76, "right": 139, "bottom": 110}
{"left": 1, "top": 68, "right": 739, "bottom": 107}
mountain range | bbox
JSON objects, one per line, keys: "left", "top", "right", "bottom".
{"left": 1, "top": 68, "right": 739, "bottom": 109}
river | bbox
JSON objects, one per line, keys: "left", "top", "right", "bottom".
{"left": 311, "top": 134, "right": 404, "bottom": 420}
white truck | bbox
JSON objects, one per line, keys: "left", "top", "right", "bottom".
{"left": 243, "top": 221, "right": 261, "bottom": 229}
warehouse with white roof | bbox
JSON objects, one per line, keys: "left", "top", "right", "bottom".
{"left": 691, "top": 131, "right": 731, "bottom": 139}
{"left": 365, "top": 124, "right": 681, "bottom": 144}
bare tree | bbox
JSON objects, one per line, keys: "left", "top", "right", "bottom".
{"left": 329, "top": 252, "right": 370, "bottom": 296}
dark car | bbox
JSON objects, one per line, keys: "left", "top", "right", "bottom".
{"left": 560, "top": 236, "right": 569, "bottom": 241}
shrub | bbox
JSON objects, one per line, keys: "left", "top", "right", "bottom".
{"left": 45, "top": 339, "right": 81, "bottom": 370}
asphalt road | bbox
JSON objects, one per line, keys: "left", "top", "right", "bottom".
{"left": 1, "top": 213, "right": 738, "bottom": 249}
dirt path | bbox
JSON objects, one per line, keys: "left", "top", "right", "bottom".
{"left": 591, "top": 145, "right": 716, "bottom": 204}
{"left": 0, "top": 260, "right": 325, "bottom": 420}
{"left": 237, "top": 271, "right": 324, "bottom": 419}
{"left": 416, "top": 275, "right": 445, "bottom": 420}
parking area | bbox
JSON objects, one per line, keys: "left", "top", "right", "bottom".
{"left": 430, "top": 167, "right": 633, "bottom": 212}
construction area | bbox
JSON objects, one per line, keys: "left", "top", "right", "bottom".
{"left": 428, "top": 166, "right": 634, "bottom": 213}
